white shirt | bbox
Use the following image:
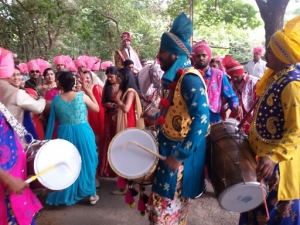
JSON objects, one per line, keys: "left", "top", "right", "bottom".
{"left": 91, "top": 72, "right": 104, "bottom": 87}
{"left": 16, "top": 89, "right": 46, "bottom": 115}
{"left": 245, "top": 59, "right": 267, "bottom": 79}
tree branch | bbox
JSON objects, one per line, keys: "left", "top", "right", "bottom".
{"left": 90, "top": 6, "right": 120, "bottom": 34}
{"left": 14, "top": 0, "right": 32, "bottom": 15}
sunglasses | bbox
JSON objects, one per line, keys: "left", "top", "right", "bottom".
{"left": 30, "top": 70, "right": 40, "bottom": 73}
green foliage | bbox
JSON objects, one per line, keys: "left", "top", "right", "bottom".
{"left": 167, "top": 0, "right": 261, "bottom": 30}
{"left": 0, "top": 0, "right": 263, "bottom": 63}
{"left": 193, "top": 23, "right": 264, "bottom": 63}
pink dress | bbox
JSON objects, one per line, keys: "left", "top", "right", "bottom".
{"left": 45, "top": 88, "right": 60, "bottom": 138}
{"left": 0, "top": 112, "right": 42, "bottom": 225}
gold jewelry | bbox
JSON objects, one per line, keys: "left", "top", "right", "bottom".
{"left": 112, "top": 84, "right": 119, "bottom": 93}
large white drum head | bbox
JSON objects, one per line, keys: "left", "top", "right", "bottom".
{"left": 108, "top": 128, "right": 158, "bottom": 179}
{"left": 218, "top": 182, "right": 268, "bottom": 213}
{"left": 34, "top": 139, "right": 82, "bottom": 190}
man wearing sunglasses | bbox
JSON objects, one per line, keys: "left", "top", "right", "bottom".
{"left": 25, "top": 60, "right": 44, "bottom": 95}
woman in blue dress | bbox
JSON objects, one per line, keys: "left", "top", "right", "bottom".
{"left": 45, "top": 71, "right": 99, "bottom": 205}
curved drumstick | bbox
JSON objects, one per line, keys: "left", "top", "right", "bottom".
{"left": 122, "top": 141, "right": 166, "bottom": 161}
{"left": 25, "top": 162, "right": 71, "bottom": 184}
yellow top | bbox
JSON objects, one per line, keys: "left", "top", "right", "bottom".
{"left": 161, "top": 68, "right": 206, "bottom": 141}
{"left": 249, "top": 78, "right": 300, "bottom": 200}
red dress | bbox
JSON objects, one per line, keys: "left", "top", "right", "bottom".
{"left": 25, "top": 88, "right": 44, "bottom": 140}
{"left": 88, "top": 84, "right": 105, "bottom": 147}
{"left": 44, "top": 88, "right": 60, "bottom": 139}
{"left": 126, "top": 96, "right": 137, "bottom": 128}
{"left": 98, "top": 89, "right": 118, "bottom": 177}
{"left": 88, "top": 85, "right": 105, "bottom": 177}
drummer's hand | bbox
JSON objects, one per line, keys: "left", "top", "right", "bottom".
{"left": 256, "top": 156, "right": 276, "bottom": 181}
{"left": 165, "top": 156, "right": 182, "bottom": 172}
{"left": 237, "top": 106, "right": 243, "bottom": 119}
{"left": 268, "top": 170, "right": 279, "bottom": 191}
{"left": 5, "top": 176, "right": 28, "bottom": 195}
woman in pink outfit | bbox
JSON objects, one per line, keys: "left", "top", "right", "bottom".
{"left": 0, "top": 47, "right": 42, "bottom": 225}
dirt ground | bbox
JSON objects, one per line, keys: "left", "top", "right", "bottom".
{"left": 35, "top": 178, "right": 239, "bottom": 225}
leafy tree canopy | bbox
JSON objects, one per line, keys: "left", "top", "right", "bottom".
{"left": 0, "top": 0, "right": 262, "bottom": 63}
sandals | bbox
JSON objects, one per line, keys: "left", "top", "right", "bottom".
{"left": 111, "top": 189, "right": 126, "bottom": 195}
{"left": 90, "top": 195, "right": 99, "bottom": 205}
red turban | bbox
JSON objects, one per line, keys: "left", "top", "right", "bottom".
{"left": 192, "top": 40, "right": 212, "bottom": 61}
{"left": 222, "top": 55, "right": 244, "bottom": 77}
{"left": 253, "top": 46, "right": 264, "bottom": 55}
{"left": 121, "top": 31, "right": 131, "bottom": 42}
{"left": 0, "top": 47, "right": 14, "bottom": 78}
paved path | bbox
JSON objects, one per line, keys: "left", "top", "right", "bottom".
{"left": 36, "top": 178, "right": 239, "bottom": 225}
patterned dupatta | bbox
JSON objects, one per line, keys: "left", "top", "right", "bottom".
{"left": 0, "top": 102, "right": 28, "bottom": 139}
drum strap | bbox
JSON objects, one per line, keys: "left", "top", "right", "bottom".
{"left": 0, "top": 102, "right": 29, "bottom": 138}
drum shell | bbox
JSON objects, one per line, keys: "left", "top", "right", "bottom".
{"left": 132, "top": 164, "right": 156, "bottom": 185}
{"left": 108, "top": 128, "right": 158, "bottom": 186}
{"left": 206, "top": 122, "right": 257, "bottom": 197}
{"left": 26, "top": 141, "right": 52, "bottom": 195}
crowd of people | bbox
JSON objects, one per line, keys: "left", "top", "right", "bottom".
{"left": 0, "top": 12, "right": 300, "bottom": 225}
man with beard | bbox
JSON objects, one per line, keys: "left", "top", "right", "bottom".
{"left": 239, "top": 16, "right": 300, "bottom": 225}
{"left": 192, "top": 41, "right": 240, "bottom": 123}
{"left": 147, "top": 13, "right": 209, "bottom": 224}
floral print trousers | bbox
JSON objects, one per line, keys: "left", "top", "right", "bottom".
{"left": 148, "top": 167, "right": 190, "bottom": 225}
{"left": 239, "top": 188, "right": 300, "bottom": 225}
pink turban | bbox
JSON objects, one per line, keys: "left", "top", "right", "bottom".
{"left": 253, "top": 46, "right": 264, "bottom": 55}
{"left": 53, "top": 55, "right": 64, "bottom": 66}
{"left": 100, "top": 61, "right": 113, "bottom": 70}
{"left": 90, "top": 57, "right": 101, "bottom": 71}
{"left": 76, "top": 56, "right": 94, "bottom": 70}
{"left": 214, "top": 55, "right": 223, "bottom": 62}
{"left": 0, "top": 47, "right": 14, "bottom": 78}
{"left": 53, "top": 55, "right": 72, "bottom": 66}
{"left": 73, "top": 59, "right": 87, "bottom": 68}
{"left": 192, "top": 40, "right": 212, "bottom": 61}
{"left": 66, "top": 61, "right": 78, "bottom": 73}
{"left": 27, "top": 59, "right": 51, "bottom": 75}
{"left": 27, "top": 60, "right": 40, "bottom": 72}
{"left": 17, "top": 63, "right": 29, "bottom": 74}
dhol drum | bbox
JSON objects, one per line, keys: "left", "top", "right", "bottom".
{"left": 26, "top": 139, "right": 82, "bottom": 195}
{"left": 108, "top": 128, "right": 158, "bottom": 185}
{"left": 206, "top": 120, "right": 268, "bottom": 213}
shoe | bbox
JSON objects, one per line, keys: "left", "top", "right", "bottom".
{"left": 34, "top": 210, "right": 43, "bottom": 219}
{"left": 193, "top": 187, "right": 207, "bottom": 199}
{"left": 95, "top": 179, "right": 100, "bottom": 189}
{"left": 111, "top": 189, "right": 126, "bottom": 195}
{"left": 90, "top": 195, "right": 99, "bottom": 205}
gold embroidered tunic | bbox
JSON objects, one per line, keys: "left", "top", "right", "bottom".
{"left": 249, "top": 67, "right": 300, "bottom": 200}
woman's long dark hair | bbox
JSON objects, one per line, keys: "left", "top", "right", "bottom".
{"left": 57, "top": 71, "right": 75, "bottom": 92}
{"left": 117, "top": 68, "right": 138, "bottom": 97}
{"left": 102, "top": 66, "right": 118, "bottom": 104}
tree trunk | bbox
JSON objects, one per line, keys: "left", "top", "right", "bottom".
{"left": 255, "top": 0, "right": 290, "bottom": 48}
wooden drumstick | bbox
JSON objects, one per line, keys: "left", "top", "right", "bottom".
{"left": 25, "top": 162, "right": 71, "bottom": 184}
{"left": 122, "top": 141, "right": 166, "bottom": 161}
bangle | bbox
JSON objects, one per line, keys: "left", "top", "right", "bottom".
{"left": 117, "top": 100, "right": 123, "bottom": 107}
